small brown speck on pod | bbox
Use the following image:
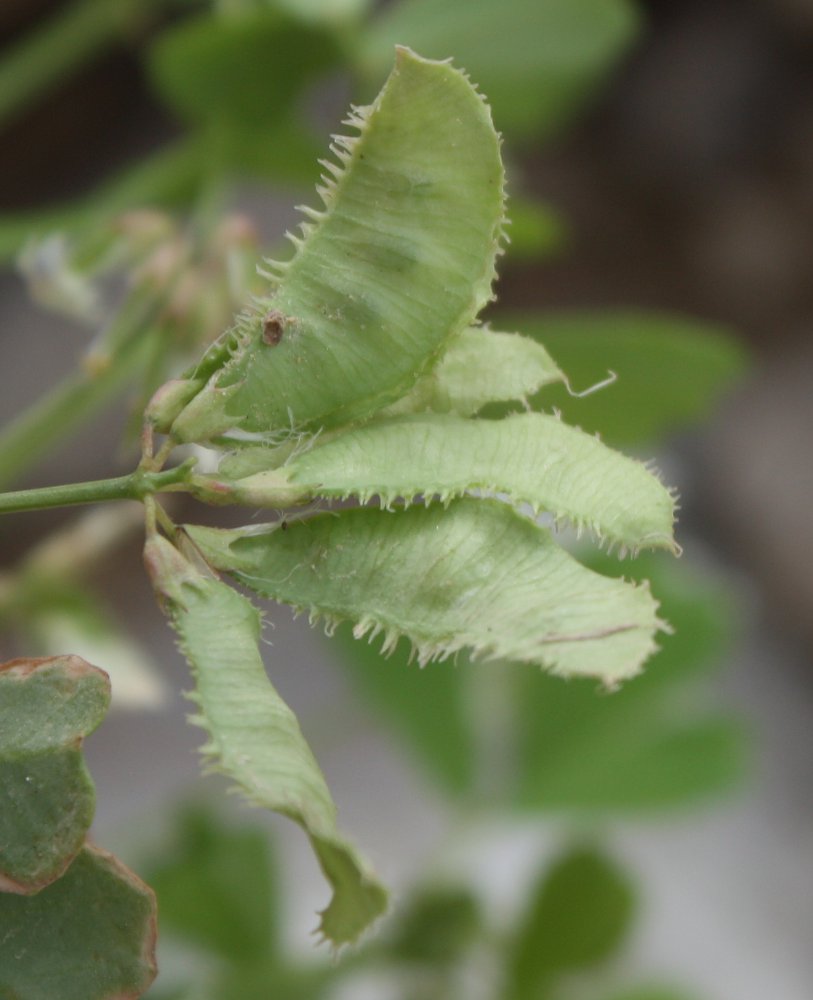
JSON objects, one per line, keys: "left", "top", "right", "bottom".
{"left": 262, "top": 310, "right": 286, "bottom": 345}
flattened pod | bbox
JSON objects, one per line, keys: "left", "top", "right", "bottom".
{"left": 168, "top": 47, "right": 505, "bottom": 443}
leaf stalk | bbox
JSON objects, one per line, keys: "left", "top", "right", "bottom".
{"left": 0, "top": 460, "right": 195, "bottom": 515}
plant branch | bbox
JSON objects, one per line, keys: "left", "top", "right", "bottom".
{"left": 0, "top": 138, "right": 203, "bottom": 264}
{"left": 0, "top": 0, "right": 165, "bottom": 132}
{"left": 0, "top": 461, "right": 195, "bottom": 516}
{"left": 0, "top": 333, "right": 155, "bottom": 492}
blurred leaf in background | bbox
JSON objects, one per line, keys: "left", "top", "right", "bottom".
{"left": 491, "top": 311, "right": 750, "bottom": 446}
{"left": 334, "top": 553, "right": 744, "bottom": 812}
{"left": 387, "top": 885, "right": 483, "bottom": 968}
{"left": 505, "top": 196, "right": 569, "bottom": 262}
{"left": 513, "top": 551, "right": 744, "bottom": 811}
{"left": 142, "top": 807, "right": 684, "bottom": 1000}
{"left": 0, "top": 0, "right": 645, "bottom": 259}
{"left": 335, "top": 625, "right": 476, "bottom": 796}
{"left": 144, "top": 807, "right": 337, "bottom": 999}
{"left": 147, "top": 7, "right": 340, "bottom": 184}
{"left": 359, "top": 0, "right": 641, "bottom": 140}
{"left": 147, "top": 806, "right": 277, "bottom": 966}
{"left": 506, "top": 844, "right": 635, "bottom": 999}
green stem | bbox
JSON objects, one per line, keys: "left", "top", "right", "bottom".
{"left": 0, "top": 138, "right": 203, "bottom": 264}
{"left": 0, "top": 0, "right": 159, "bottom": 131}
{"left": 0, "top": 297, "right": 161, "bottom": 490}
{"left": 0, "top": 462, "right": 195, "bottom": 516}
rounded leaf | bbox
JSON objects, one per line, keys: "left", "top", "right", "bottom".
{"left": 0, "top": 844, "right": 157, "bottom": 1000}
{"left": 0, "top": 656, "right": 109, "bottom": 893}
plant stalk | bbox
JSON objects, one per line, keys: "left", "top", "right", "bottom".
{"left": 0, "top": 462, "right": 194, "bottom": 516}
{"left": 0, "top": 0, "right": 168, "bottom": 131}
{"left": 0, "top": 138, "right": 203, "bottom": 264}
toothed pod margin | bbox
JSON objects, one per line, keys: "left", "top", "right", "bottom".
{"left": 166, "top": 48, "right": 506, "bottom": 443}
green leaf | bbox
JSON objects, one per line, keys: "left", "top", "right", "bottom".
{"left": 507, "top": 845, "right": 635, "bottom": 998}
{"left": 208, "top": 113, "right": 323, "bottom": 186}
{"left": 167, "top": 47, "right": 505, "bottom": 441}
{"left": 360, "top": 0, "right": 640, "bottom": 140}
{"left": 148, "top": 10, "right": 339, "bottom": 130}
{"left": 514, "top": 554, "right": 744, "bottom": 810}
{"left": 505, "top": 196, "right": 568, "bottom": 261}
{"left": 0, "top": 656, "right": 109, "bottom": 893}
{"left": 0, "top": 843, "right": 157, "bottom": 1000}
{"left": 147, "top": 807, "right": 276, "bottom": 964}
{"left": 185, "top": 498, "right": 665, "bottom": 683}
{"left": 269, "top": 0, "right": 373, "bottom": 25}
{"left": 215, "top": 962, "right": 334, "bottom": 1000}
{"left": 144, "top": 534, "right": 388, "bottom": 947}
{"left": 493, "top": 310, "right": 750, "bottom": 446}
{"left": 332, "top": 625, "right": 475, "bottom": 794}
{"left": 384, "top": 327, "right": 564, "bottom": 417}
{"left": 222, "top": 413, "right": 676, "bottom": 553}
{"left": 388, "top": 885, "right": 482, "bottom": 966}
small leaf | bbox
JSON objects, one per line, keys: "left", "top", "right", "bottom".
{"left": 0, "top": 656, "right": 109, "bottom": 893}
{"left": 388, "top": 885, "right": 482, "bottom": 965}
{"left": 332, "top": 625, "right": 475, "bottom": 794}
{"left": 148, "top": 10, "right": 339, "bottom": 130}
{"left": 185, "top": 498, "right": 665, "bottom": 683}
{"left": 167, "top": 47, "right": 504, "bottom": 441}
{"left": 0, "top": 843, "right": 157, "bottom": 1000}
{"left": 226, "top": 413, "right": 676, "bottom": 553}
{"left": 384, "top": 327, "right": 564, "bottom": 417}
{"left": 514, "top": 554, "right": 744, "bottom": 811}
{"left": 493, "top": 310, "right": 750, "bottom": 446}
{"left": 147, "top": 807, "right": 277, "bottom": 964}
{"left": 360, "top": 0, "right": 640, "bottom": 140}
{"left": 507, "top": 845, "right": 635, "bottom": 998}
{"left": 144, "top": 535, "right": 388, "bottom": 946}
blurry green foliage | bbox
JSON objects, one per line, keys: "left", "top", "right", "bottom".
{"left": 145, "top": 808, "right": 688, "bottom": 1000}
{"left": 147, "top": 807, "right": 277, "bottom": 964}
{"left": 513, "top": 551, "right": 744, "bottom": 811}
{"left": 505, "top": 196, "right": 569, "bottom": 261}
{"left": 147, "top": 7, "right": 338, "bottom": 184}
{"left": 268, "top": 0, "right": 374, "bottom": 26}
{"left": 507, "top": 845, "right": 635, "bottom": 998}
{"left": 387, "top": 885, "right": 482, "bottom": 967}
{"left": 0, "top": 0, "right": 643, "bottom": 258}
{"left": 0, "top": 657, "right": 109, "bottom": 893}
{"left": 334, "top": 552, "right": 744, "bottom": 812}
{"left": 0, "top": 2, "right": 750, "bottom": 997}
{"left": 493, "top": 311, "right": 749, "bottom": 446}
{"left": 337, "top": 626, "right": 476, "bottom": 794}
{"left": 149, "top": 11, "right": 340, "bottom": 130}
{"left": 360, "top": 0, "right": 640, "bottom": 139}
